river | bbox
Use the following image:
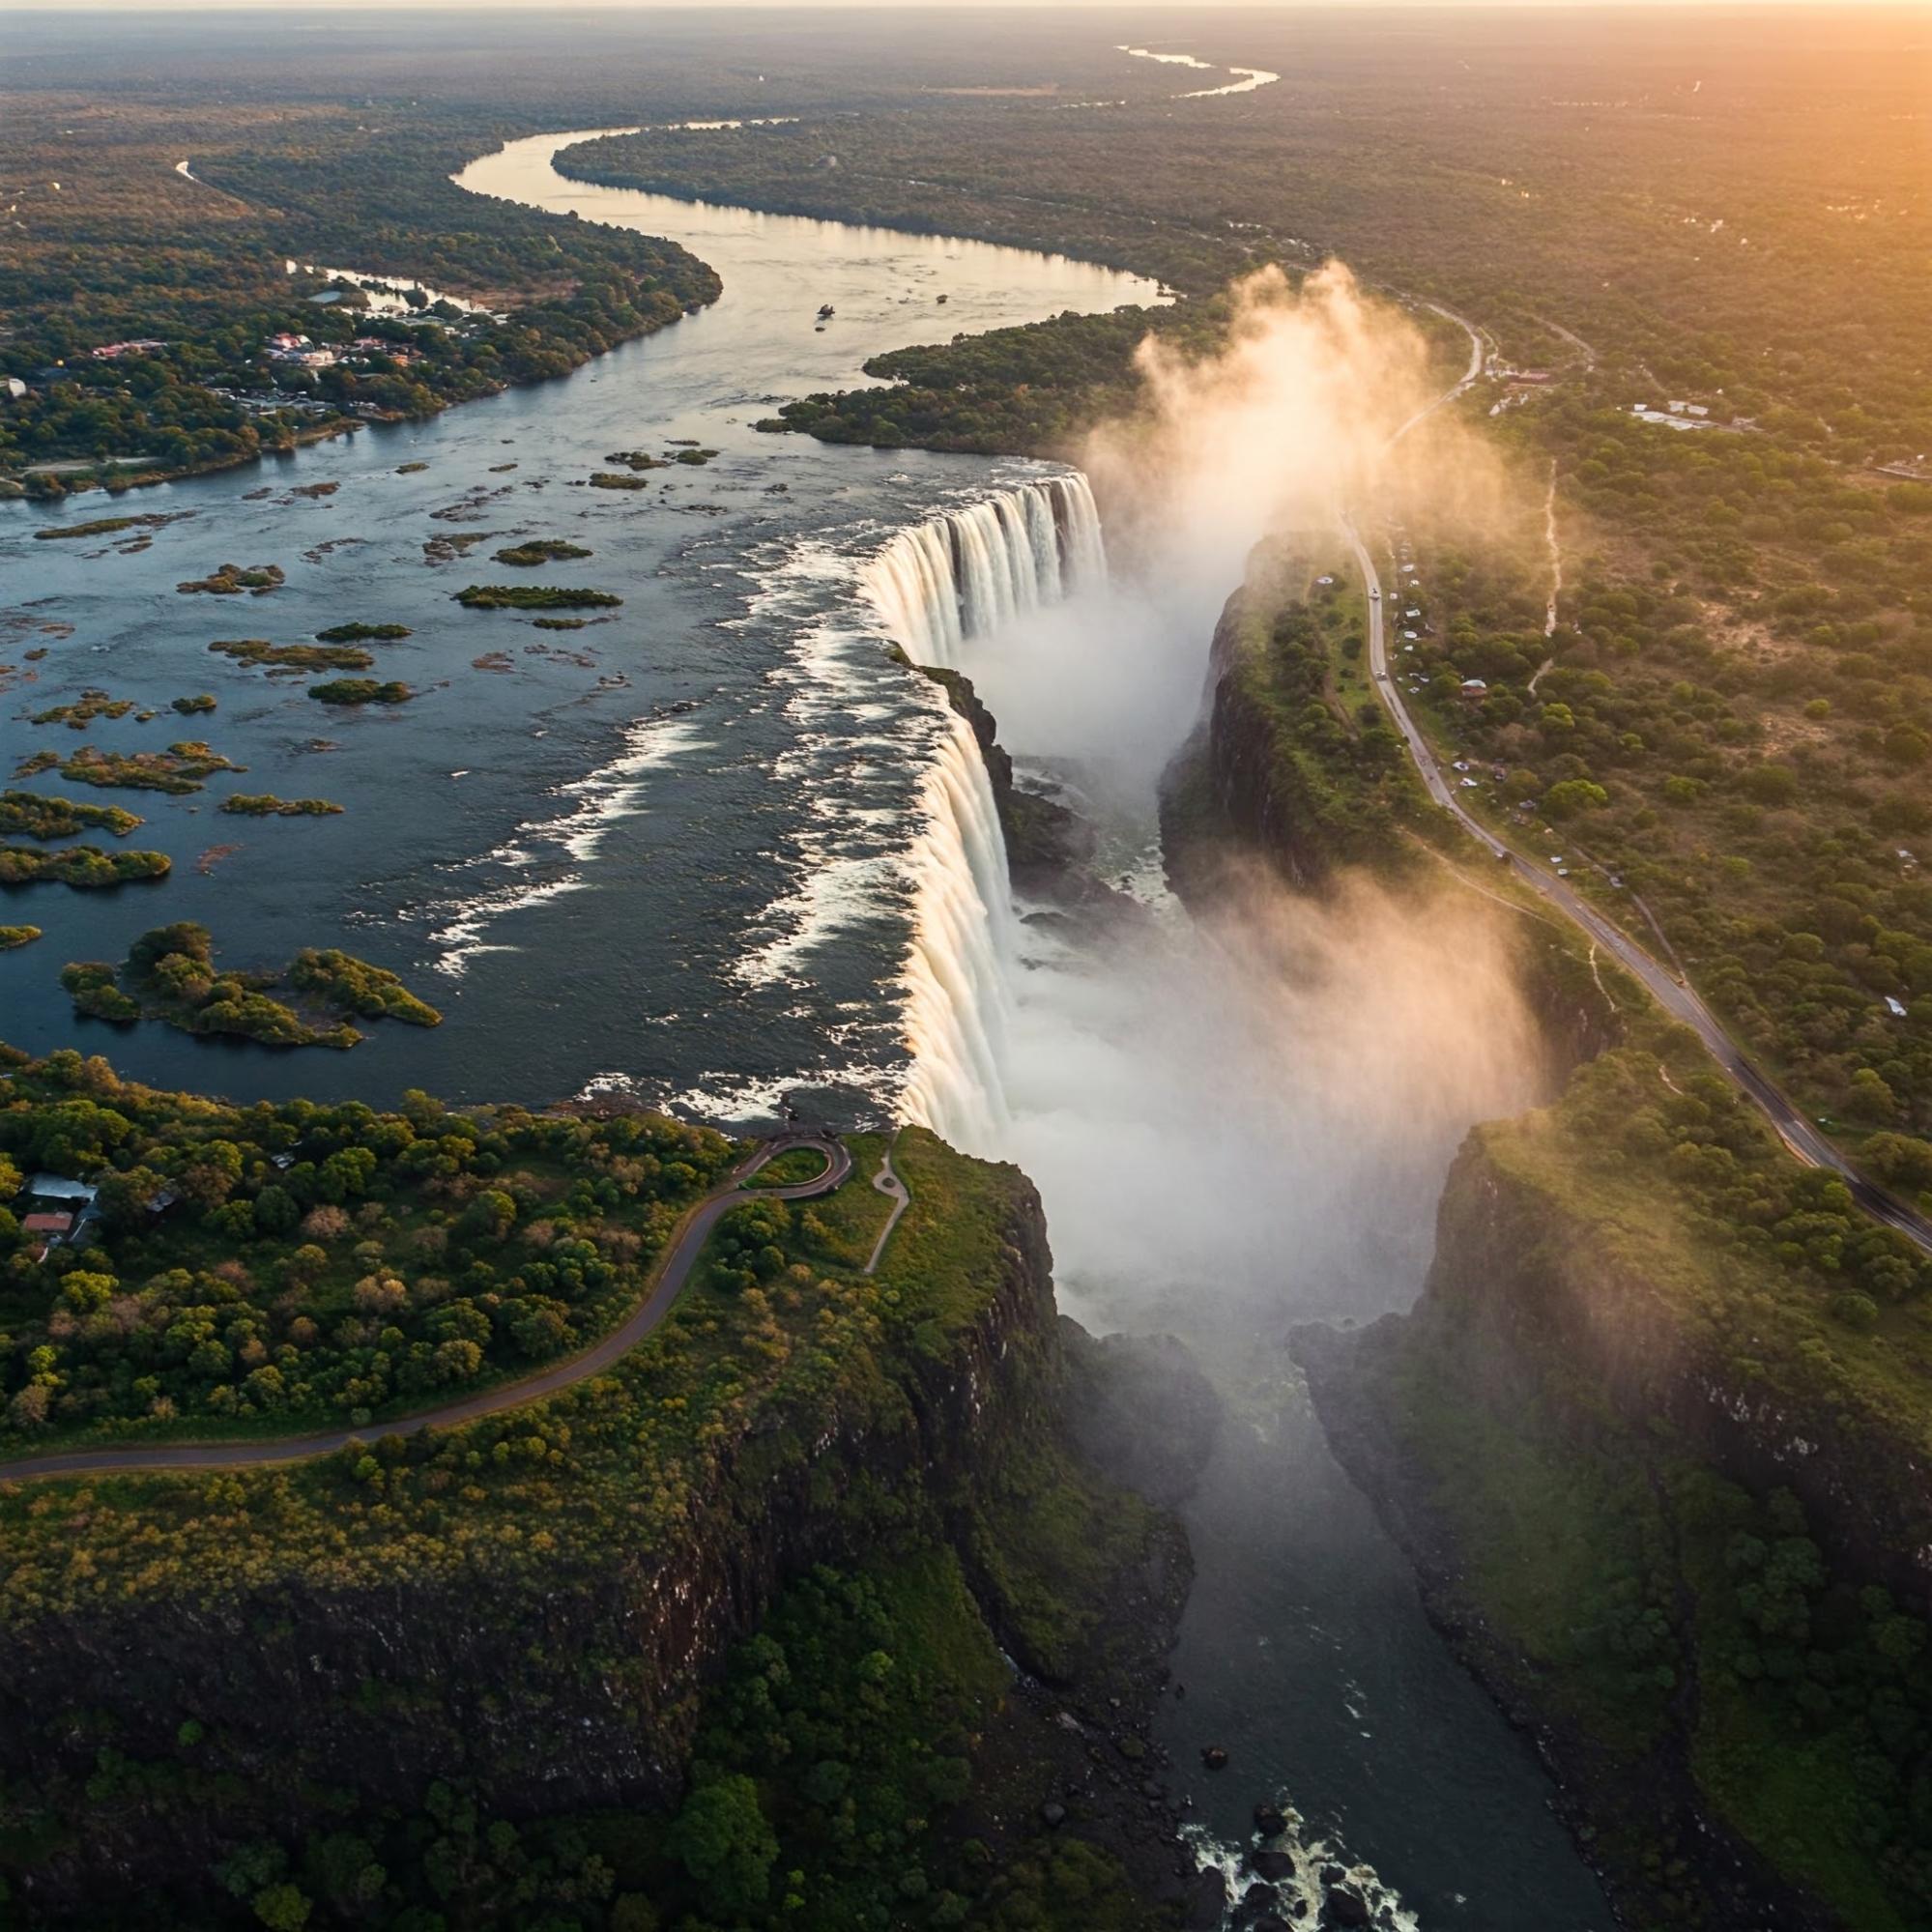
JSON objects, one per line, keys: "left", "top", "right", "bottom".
{"left": 1, "top": 130, "right": 1153, "bottom": 1121}
{"left": 1, "top": 130, "right": 1610, "bottom": 1929}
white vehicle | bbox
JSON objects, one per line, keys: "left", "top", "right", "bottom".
{"left": 1370, "top": 588, "right": 1380, "bottom": 600}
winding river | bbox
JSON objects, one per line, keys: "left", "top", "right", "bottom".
{"left": 0, "top": 130, "right": 1610, "bottom": 1929}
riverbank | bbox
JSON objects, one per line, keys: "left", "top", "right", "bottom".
{"left": 0, "top": 95, "right": 721, "bottom": 501}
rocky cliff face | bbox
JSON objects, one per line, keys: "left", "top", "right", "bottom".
{"left": 2, "top": 1180, "right": 1071, "bottom": 1918}
{"left": 1296, "top": 1126, "right": 1932, "bottom": 1931}
{"left": 1403, "top": 1135, "right": 1932, "bottom": 1605}
{"left": 1193, "top": 587, "right": 1334, "bottom": 890}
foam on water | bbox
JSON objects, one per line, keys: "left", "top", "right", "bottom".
{"left": 854, "top": 474, "right": 1107, "bottom": 1141}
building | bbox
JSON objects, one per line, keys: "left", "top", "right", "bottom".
{"left": 28, "top": 1174, "right": 98, "bottom": 1207}
{"left": 1458, "top": 678, "right": 1489, "bottom": 701}
{"left": 89, "top": 339, "right": 164, "bottom": 361}
{"left": 3, "top": 377, "right": 25, "bottom": 400}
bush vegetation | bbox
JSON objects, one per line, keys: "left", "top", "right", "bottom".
{"left": 0, "top": 1046, "right": 735, "bottom": 1447}
{"left": 493, "top": 539, "right": 592, "bottom": 566}
{"left": 455, "top": 584, "right": 622, "bottom": 611}
{"left": 0, "top": 844, "right": 170, "bottom": 888}
{"left": 58, "top": 924, "right": 444, "bottom": 1053}
{"left": 307, "top": 678, "right": 414, "bottom": 706}
{"left": 176, "top": 563, "right": 284, "bottom": 595}
{"left": 218, "top": 794, "right": 343, "bottom": 819}
{"left": 314, "top": 622, "right": 411, "bottom": 643}
{"left": 53, "top": 740, "right": 244, "bottom": 795}
{"left": 0, "top": 791, "right": 142, "bottom": 840}
{"left": 210, "top": 637, "right": 372, "bottom": 673}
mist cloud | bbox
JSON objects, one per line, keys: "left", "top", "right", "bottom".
{"left": 1005, "top": 865, "right": 1548, "bottom": 1346}
{"left": 959, "top": 263, "right": 1509, "bottom": 787}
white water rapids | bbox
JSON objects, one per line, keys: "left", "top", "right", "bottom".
{"left": 870, "top": 475, "right": 1104, "bottom": 1145}
{"left": 864, "top": 475, "right": 1104, "bottom": 670}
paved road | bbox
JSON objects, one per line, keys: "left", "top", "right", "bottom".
{"left": 0, "top": 1131, "right": 854, "bottom": 1485}
{"left": 1350, "top": 519, "right": 1932, "bottom": 1255}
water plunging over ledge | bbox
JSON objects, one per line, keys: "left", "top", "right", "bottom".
{"left": 864, "top": 476, "right": 1107, "bottom": 1146}
{"left": 0, "top": 132, "right": 1154, "bottom": 1124}
{"left": 863, "top": 474, "right": 1105, "bottom": 669}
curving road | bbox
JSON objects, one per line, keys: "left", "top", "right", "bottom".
{"left": 0, "top": 1132, "right": 854, "bottom": 1485}
{"left": 864, "top": 1130, "right": 909, "bottom": 1275}
{"left": 1350, "top": 501, "right": 1932, "bottom": 1254}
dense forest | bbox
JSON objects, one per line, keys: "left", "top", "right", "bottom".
{"left": 0, "top": 1046, "right": 734, "bottom": 1445}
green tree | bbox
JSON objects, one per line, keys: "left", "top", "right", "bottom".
{"left": 251, "top": 1883, "right": 313, "bottom": 1931}
{"left": 1543, "top": 778, "right": 1610, "bottom": 819}
{"left": 671, "top": 1775, "right": 778, "bottom": 1914}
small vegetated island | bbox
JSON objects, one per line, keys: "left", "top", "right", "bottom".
{"left": 218, "top": 793, "right": 343, "bottom": 818}
{"left": 314, "top": 620, "right": 411, "bottom": 642}
{"left": 25, "top": 740, "right": 243, "bottom": 795}
{"left": 30, "top": 689, "right": 134, "bottom": 730}
{"left": 492, "top": 538, "right": 592, "bottom": 565}
{"left": 0, "top": 925, "right": 44, "bottom": 949}
{"left": 307, "top": 678, "right": 414, "bottom": 706}
{"left": 32, "top": 514, "right": 172, "bottom": 542}
{"left": 0, "top": 790, "right": 143, "bottom": 839}
{"left": 61, "top": 922, "right": 441, "bottom": 1048}
{"left": 169, "top": 693, "right": 216, "bottom": 715}
{"left": 175, "top": 562, "right": 285, "bottom": 596}
{"left": 210, "top": 636, "right": 374, "bottom": 674}
{"left": 454, "top": 583, "right": 622, "bottom": 611}
{"left": 0, "top": 845, "right": 170, "bottom": 888}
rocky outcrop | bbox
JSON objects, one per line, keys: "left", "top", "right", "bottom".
{"left": 1060, "top": 1323, "right": 1222, "bottom": 1510}
{"left": 1195, "top": 588, "right": 1335, "bottom": 891}
{"left": 914, "top": 660, "right": 1094, "bottom": 886}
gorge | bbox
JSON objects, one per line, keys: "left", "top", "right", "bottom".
{"left": 2, "top": 107, "right": 1833, "bottom": 1932}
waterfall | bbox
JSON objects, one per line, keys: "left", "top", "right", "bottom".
{"left": 897, "top": 711, "right": 1021, "bottom": 1156}
{"left": 863, "top": 473, "right": 1106, "bottom": 671}
{"left": 866, "top": 472, "right": 1106, "bottom": 1148}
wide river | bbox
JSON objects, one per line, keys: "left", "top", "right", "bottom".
{"left": 1, "top": 130, "right": 1610, "bottom": 1929}
{"left": 1, "top": 130, "right": 1153, "bottom": 1119}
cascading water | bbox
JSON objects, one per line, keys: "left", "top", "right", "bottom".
{"left": 870, "top": 474, "right": 1106, "bottom": 1145}
{"left": 864, "top": 474, "right": 1104, "bottom": 670}
{"left": 897, "top": 712, "right": 1022, "bottom": 1155}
